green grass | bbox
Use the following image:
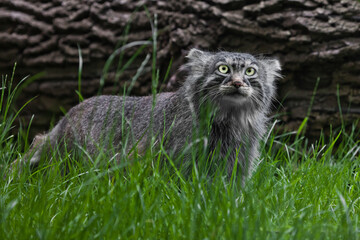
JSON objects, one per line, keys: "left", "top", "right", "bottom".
{"left": 1, "top": 65, "right": 359, "bottom": 240}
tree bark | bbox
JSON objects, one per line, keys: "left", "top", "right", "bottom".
{"left": 0, "top": 0, "right": 359, "bottom": 138}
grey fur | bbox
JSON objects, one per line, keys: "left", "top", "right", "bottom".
{"left": 14, "top": 49, "right": 281, "bottom": 179}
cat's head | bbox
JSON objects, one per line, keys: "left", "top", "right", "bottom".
{"left": 185, "top": 49, "right": 281, "bottom": 113}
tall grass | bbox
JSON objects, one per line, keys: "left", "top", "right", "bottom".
{"left": 0, "top": 73, "right": 359, "bottom": 239}
{"left": 1, "top": 22, "right": 359, "bottom": 240}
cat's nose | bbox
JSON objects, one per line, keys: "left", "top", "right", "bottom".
{"left": 232, "top": 80, "right": 246, "bottom": 88}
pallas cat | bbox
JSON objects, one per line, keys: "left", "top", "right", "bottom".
{"left": 13, "top": 49, "right": 281, "bottom": 179}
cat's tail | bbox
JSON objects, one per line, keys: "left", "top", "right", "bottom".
{"left": 7, "top": 134, "right": 47, "bottom": 179}
{"left": 7, "top": 124, "right": 61, "bottom": 179}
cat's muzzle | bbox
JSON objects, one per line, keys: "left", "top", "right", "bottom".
{"left": 219, "top": 84, "right": 252, "bottom": 100}
{"left": 231, "top": 80, "right": 247, "bottom": 88}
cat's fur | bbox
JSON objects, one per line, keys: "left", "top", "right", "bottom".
{"left": 13, "top": 49, "right": 281, "bottom": 179}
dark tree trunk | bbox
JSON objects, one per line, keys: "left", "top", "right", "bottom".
{"left": 0, "top": 0, "right": 359, "bottom": 138}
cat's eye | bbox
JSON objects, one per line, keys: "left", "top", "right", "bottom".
{"left": 218, "top": 65, "right": 229, "bottom": 74}
{"left": 245, "top": 67, "right": 256, "bottom": 76}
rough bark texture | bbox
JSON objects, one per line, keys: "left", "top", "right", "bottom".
{"left": 0, "top": 0, "right": 359, "bottom": 138}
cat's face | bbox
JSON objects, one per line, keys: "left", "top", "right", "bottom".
{"left": 186, "top": 49, "right": 281, "bottom": 112}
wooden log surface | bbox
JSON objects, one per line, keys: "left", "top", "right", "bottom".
{"left": 0, "top": 0, "right": 359, "bottom": 138}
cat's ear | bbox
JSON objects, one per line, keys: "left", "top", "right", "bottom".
{"left": 187, "top": 48, "right": 204, "bottom": 59}
{"left": 261, "top": 58, "right": 282, "bottom": 82}
{"left": 186, "top": 48, "right": 211, "bottom": 60}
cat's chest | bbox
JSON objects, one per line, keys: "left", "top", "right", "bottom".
{"left": 212, "top": 111, "right": 262, "bottom": 141}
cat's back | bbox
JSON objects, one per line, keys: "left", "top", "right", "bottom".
{"left": 65, "top": 95, "right": 149, "bottom": 120}
{"left": 63, "top": 92, "right": 183, "bottom": 129}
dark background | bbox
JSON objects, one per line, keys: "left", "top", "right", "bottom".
{"left": 0, "top": 0, "right": 359, "bottom": 139}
